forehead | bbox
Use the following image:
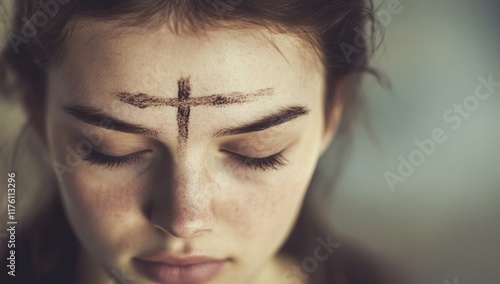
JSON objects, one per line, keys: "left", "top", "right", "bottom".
{"left": 51, "top": 19, "right": 323, "bottom": 102}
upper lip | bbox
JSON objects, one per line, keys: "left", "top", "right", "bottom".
{"left": 135, "top": 253, "right": 226, "bottom": 265}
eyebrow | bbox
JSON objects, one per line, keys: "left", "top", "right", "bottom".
{"left": 62, "top": 105, "right": 159, "bottom": 137}
{"left": 213, "top": 106, "right": 310, "bottom": 137}
{"left": 62, "top": 105, "right": 309, "bottom": 139}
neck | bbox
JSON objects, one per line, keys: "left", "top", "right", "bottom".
{"left": 251, "top": 253, "right": 307, "bottom": 284}
{"left": 74, "top": 246, "right": 113, "bottom": 284}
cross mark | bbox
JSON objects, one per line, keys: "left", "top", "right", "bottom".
{"left": 116, "top": 77, "right": 274, "bottom": 154}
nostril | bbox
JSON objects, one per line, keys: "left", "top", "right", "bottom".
{"left": 152, "top": 219, "right": 211, "bottom": 239}
{"left": 152, "top": 224, "right": 170, "bottom": 238}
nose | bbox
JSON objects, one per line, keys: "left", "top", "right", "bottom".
{"left": 149, "top": 158, "right": 214, "bottom": 239}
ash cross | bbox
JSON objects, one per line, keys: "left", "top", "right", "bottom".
{"left": 116, "top": 77, "right": 274, "bottom": 154}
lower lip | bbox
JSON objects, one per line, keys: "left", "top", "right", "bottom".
{"left": 133, "top": 258, "right": 227, "bottom": 284}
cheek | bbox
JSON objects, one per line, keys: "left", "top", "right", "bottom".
{"left": 48, "top": 128, "right": 149, "bottom": 238}
{"left": 225, "top": 178, "right": 306, "bottom": 236}
{"left": 221, "top": 144, "right": 320, "bottom": 250}
{"left": 218, "top": 124, "right": 323, "bottom": 262}
{"left": 62, "top": 172, "right": 134, "bottom": 222}
{"left": 57, "top": 168, "right": 147, "bottom": 260}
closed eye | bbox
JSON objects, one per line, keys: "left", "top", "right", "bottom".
{"left": 83, "top": 150, "right": 144, "bottom": 169}
{"left": 225, "top": 150, "right": 288, "bottom": 171}
{"left": 84, "top": 149, "right": 288, "bottom": 171}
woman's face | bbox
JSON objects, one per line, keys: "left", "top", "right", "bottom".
{"left": 44, "top": 19, "right": 335, "bottom": 283}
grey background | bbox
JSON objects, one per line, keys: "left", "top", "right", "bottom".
{"left": 327, "top": 0, "right": 500, "bottom": 283}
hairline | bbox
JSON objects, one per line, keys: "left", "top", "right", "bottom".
{"left": 49, "top": 14, "right": 325, "bottom": 71}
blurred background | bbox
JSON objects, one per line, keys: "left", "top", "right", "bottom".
{"left": 324, "top": 0, "right": 500, "bottom": 283}
{"left": 1, "top": 0, "right": 499, "bottom": 283}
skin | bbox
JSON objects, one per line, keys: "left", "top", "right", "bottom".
{"left": 42, "top": 19, "right": 341, "bottom": 284}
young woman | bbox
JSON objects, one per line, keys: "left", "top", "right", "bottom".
{"left": 0, "top": 0, "right": 405, "bottom": 283}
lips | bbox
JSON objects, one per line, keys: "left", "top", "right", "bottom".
{"left": 133, "top": 254, "right": 228, "bottom": 284}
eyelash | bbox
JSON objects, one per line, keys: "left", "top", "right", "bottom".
{"left": 228, "top": 151, "right": 288, "bottom": 171}
{"left": 83, "top": 151, "right": 141, "bottom": 169}
{"left": 84, "top": 150, "right": 288, "bottom": 171}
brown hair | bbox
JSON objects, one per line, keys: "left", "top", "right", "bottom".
{"left": 0, "top": 0, "right": 395, "bottom": 283}
{"left": 1, "top": 0, "right": 381, "bottom": 130}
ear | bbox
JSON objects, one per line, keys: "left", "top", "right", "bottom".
{"left": 319, "top": 83, "right": 344, "bottom": 155}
